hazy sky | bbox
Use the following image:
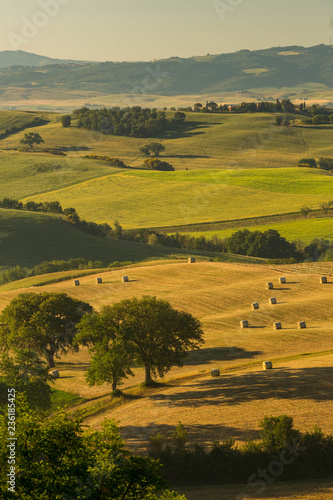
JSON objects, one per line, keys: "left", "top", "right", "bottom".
{"left": 0, "top": 0, "right": 332, "bottom": 61}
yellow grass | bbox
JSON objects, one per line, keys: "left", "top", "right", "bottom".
{"left": 0, "top": 260, "right": 332, "bottom": 450}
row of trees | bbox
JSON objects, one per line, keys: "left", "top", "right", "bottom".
{"left": 73, "top": 107, "right": 186, "bottom": 138}
{"left": 192, "top": 99, "right": 297, "bottom": 114}
{"left": 0, "top": 294, "right": 204, "bottom": 393}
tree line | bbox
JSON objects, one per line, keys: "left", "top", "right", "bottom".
{"left": 73, "top": 106, "right": 186, "bottom": 138}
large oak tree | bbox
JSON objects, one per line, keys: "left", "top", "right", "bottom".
{"left": 0, "top": 292, "right": 92, "bottom": 368}
{"left": 77, "top": 296, "right": 204, "bottom": 387}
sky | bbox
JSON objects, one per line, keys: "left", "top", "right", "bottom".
{"left": 0, "top": 0, "right": 332, "bottom": 61}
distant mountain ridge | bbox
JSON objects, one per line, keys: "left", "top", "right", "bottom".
{"left": 0, "top": 50, "right": 90, "bottom": 68}
{"left": 0, "top": 45, "right": 332, "bottom": 95}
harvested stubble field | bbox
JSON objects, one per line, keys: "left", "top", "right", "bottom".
{"left": 0, "top": 260, "right": 332, "bottom": 454}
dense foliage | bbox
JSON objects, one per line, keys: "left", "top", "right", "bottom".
{"left": 144, "top": 158, "right": 174, "bottom": 171}
{"left": 0, "top": 402, "right": 186, "bottom": 499}
{"left": 75, "top": 296, "right": 204, "bottom": 388}
{"left": 74, "top": 107, "right": 185, "bottom": 138}
{"left": 224, "top": 229, "right": 301, "bottom": 259}
{"left": 0, "top": 292, "right": 92, "bottom": 368}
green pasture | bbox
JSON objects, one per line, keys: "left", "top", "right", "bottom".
{"left": 23, "top": 168, "right": 333, "bottom": 229}
{"left": 1, "top": 112, "right": 333, "bottom": 171}
{"left": 179, "top": 217, "right": 333, "bottom": 244}
{"left": 0, "top": 153, "right": 122, "bottom": 199}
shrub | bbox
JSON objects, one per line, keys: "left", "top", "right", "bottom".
{"left": 144, "top": 158, "right": 174, "bottom": 171}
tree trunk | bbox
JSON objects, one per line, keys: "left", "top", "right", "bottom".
{"left": 145, "top": 366, "right": 152, "bottom": 385}
{"left": 112, "top": 379, "right": 117, "bottom": 392}
{"left": 44, "top": 350, "right": 55, "bottom": 368}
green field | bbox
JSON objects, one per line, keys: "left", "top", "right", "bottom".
{"left": 22, "top": 167, "right": 333, "bottom": 229}
{"left": 180, "top": 218, "right": 333, "bottom": 244}
{"left": 0, "top": 153, "right": 122, "bottom": 199}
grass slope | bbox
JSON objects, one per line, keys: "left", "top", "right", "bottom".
{"left": 0, "top": 208, "right": 203, "bottom": 268}
{"left": 0, "top": 110, "right": 48, "bottom": 135}
{"left": 23, "top": 168, "right": 333, "bottom": 229}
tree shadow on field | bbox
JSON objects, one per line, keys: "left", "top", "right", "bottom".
{"left": 58, "top": 146, "right": 92, "bottom": 152}
{"left": 160, "top": 120, "right": 212, "bottom": 139}
{"left": 148, "top": 366, "right": 333, "bottom": 408}
{"left": 119, "top": 422, "right": 259, "bottom": 453}
{"left": 185, "top": 347, "right": 262, "bottom": 365}
{"left": 166, "top": 154, "right": 210, "bottom": 159}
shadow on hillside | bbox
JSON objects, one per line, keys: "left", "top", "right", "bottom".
{"left": 148, "top": 366, "right": 333, "bottom": 408}
{"left": 185, "top": 346, "right": 262, "bottom": 366}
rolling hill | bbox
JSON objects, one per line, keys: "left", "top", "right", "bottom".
{"left": 0, "top": 45, "right": 332, "bottom": 95}
{"left": 0, "top": 50, "right": 90, "bottom": 68}
{"left": 0, "top": 208, "right": 195, "bottom": 268}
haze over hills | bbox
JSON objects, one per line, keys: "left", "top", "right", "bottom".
{"left": 0, "top": 45, "right": 332, "bottom": 96}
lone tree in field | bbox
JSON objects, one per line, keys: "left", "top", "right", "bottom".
{"left": 114, "top": 296, "right": 203, "bottom": 385}
{"left": 140, "top": 142, "right": 165, "bottom": 157}
{"left": 0, "top": 292, "right": 92, "bottom": 368}
{"left": 75, "top": 308, "right": 135, "bottom": 393}
{"left": 20, "top": 132, "right": 44, "bottom": 148}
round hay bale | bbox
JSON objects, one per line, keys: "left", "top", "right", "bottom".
{"left": 73, "top": 280, "right": 80, "bottom": 287}
{"left": 96, "top": 277, "right": 103, "bottom": 284}
{"left": 273, "top": 322, "right": 282, "bottom": 330}
{"left": 279, "top": 277, "right": 287, "bottom": 284}
{"left": 188, "top": 257, "right": 195, "bottom": 263}
{"left": 251, "top": 302, "right": 259, "bottom": 310}
{"left": 50, "top": 370, "right": 59, "bottom": 379}
{"left": 262, "top": 361, "right": 272, "bottom": 370}
{"left": 211, "top": 368, "right": 220, "bottom": 377}
{"left": 240, "top": 320, "right": 249, "bottom": 328}
{"left": 298, "top": 321, "right": 306, "bottom": 329}
{"left": 266, "top": 282, "right": 274, "bottom": 290}
{"left": 122, "top": 276, "right": 129, "bottom": 282}
{"left": 269, "top": 297, "right": 277, "bottom": 305}
{"left": 320, "top": 276, "right": 328, "bottom": 284}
